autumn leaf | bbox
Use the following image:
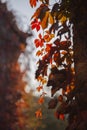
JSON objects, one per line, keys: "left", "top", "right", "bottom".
{"left": 30, "top": 0, "right": 37, "bottom": 7}
{"left": 38, "top": 96, "right": 44, "bottom": 104}
{"left": 36, "top": 50, "right": 43, "bottom": 56}
{"left": 44, "top": 33, "right": 54, "bottom": 42}
{"left": 31, "top": 19, "right": 40, "bottom": 31}
{"left": 34, "top": 34, "right": 44, "bottom": 47}
{"left": 35, "top": 108, "right": 42, "bottom": 118}
{"left": 41, "top": 78, "right": 47, "bottom": 84}
{"left": 41, "top": 11, "right": 49, "bottom": 29}
{"left": 59, "top": 15, "right": 67, "bottom": 24}
{"left": 31, "top": 4, "right": 44, "bottom": 19}
{"left": 36, "top": 86, "right": 43, "bottom": 92}
{"left": 61, "top": 50, "right": 67, "bottom": 55}
{"left": 49, "top": 12, "right": 54, "bottom": 24}
{"left": 37, "top": 75, "right": 43, "bottom": 82}
{"left": 59, "top": 114, "right": 65, "bottom": 120}
{"left": 45, "top": 44, "right": 52, "bottom": 52}
{"left": 55, "top": 112, "right": 65, "bottom": 120}
{"left": 38, "top": 4, "right": 49, "bottom": 21}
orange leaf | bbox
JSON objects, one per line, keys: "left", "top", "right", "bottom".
{"left": 38, "top": 96, "right": 44, "bottom": 104}
{"left": 44, "top": 34, "right": 54, "bottom": 42}
{"left": 37, "top": 75, "right": 43, "bottom": 81}
{"left": 36, "top": 50, "right": 43, "bottom": 56}
{"left": 61, "top": 51, "right": 67, "bottom": 55}
{"left": 49, "top": 13, "right": 54, "bottom": 24}
{"left": 41, "top": 11, "right": 49, "bottom": 29}
{"left": 59, "top": 114, "right": 65, "bottom": 120}
{"left": 36, "top": 86, "right": 43, "bottom": 92}
{"left": 45, "top": 44, "right": 52, "bottom": 52}
{"left": 41, "top": 78, "right": 47, "bottom": 84}
{"left": 30, "top": 0, "right": 37, "bottom": 7}
{"left": 35, "top": 108, "right": 42, "bottom": 118}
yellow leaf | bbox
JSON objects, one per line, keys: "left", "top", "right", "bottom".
{"left": 37, "top": 75, "right": 42, "bottom": 81}
{"left": 42, "top": 78, "right": 47, "bottom": 84}
{"left": 31, "top": 4, "right": 43, "bottom": 19}
{"left": 59, "top": 15, "right": 67, "bottom": 23}
{"left": 49, "top": 13, "right": 54, "bottom": 24}
{"left": 41, "top": 11, "right": 49, "bottom": 29}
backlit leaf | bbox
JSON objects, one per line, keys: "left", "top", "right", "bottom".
{"left": 31, "top": 19, "right": 40, "bottom": 31}
{"left": 35, "top": 108, "right": 42, "bottom": 118}
{"left": 38, "top": 96, "right": 44, "bottom": 104}
{"left": 45, "top": 44, "right": 52, "bottom": 52}
{"left": 41, "top": 11, "right": 49, "bottom": 29}
{"left": 34, "top": 37, "right": 44, "bottom": 48}
{"left": 30, "top": 0, "right": 37, "bottom": 7}
{"left": 59, "top": 114, "right": 65, "bottom": 120}
{"left": 59, "top": 15, "right": 67, "bottom": 24}
{"left": 36, "top": 50, "right": 43, "bottom": 56}
{"left": 36, "top": 86, "right": 43, "bottom": 92}
{"left": 49, "top": 13, "right": 54, "bottom": 24}
{"left": 44, "top": 33, "right": 54, "bottom": 42}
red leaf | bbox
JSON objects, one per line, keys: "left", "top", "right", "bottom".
{"left": 31, "top": 19, "right": 40, "bottom": 31}
{"left": 30, "top": 0, "right": 37, "bottom": 7}
{"left": 59, "top": 114, "right": 65, "bottom": 120}
{"left": 34, "top": 39, "right": 40, "bottom": 47}
{"left": 34, "top": 33, "right": 44, "bottom": 48}
{"left": 36, "top": 24, "right": 40, "bottom": 31}
{"left": 45, "top": 44, "right": 52, "bottom": 52}
{"left": 55, "top": 112, "right": 65, "bottom": 120}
